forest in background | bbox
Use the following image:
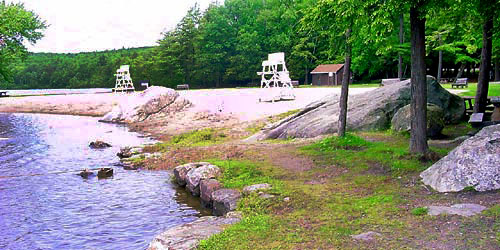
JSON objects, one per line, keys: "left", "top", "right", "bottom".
{"left": 1, "top": 0, "right": 499, "bottom": 90}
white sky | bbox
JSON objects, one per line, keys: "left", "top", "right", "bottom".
{"left": 9, "top": 0, "right": 215, "bottom": 53}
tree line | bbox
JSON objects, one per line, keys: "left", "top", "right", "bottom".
{"left": 2, "top": 0, "right": 499, "bottom": 90}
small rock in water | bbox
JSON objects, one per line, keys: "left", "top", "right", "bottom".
{"left": 97, "top": 168, "right": 114, "bottom": 178}
{"left": 89, "top": 140, "right": 112, "bottom": 149}
{"left": 79, "top": 169, "right": 95, "bottom": 178}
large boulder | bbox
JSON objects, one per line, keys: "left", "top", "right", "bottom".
{"left": 420, "top": 124, "right": 500, "bottom": 192}
{"left": 173, "top": 162, "right": 204, "bottom": 187}
{"left": 186, "top": 164, "right": 221, "bottom": 196}
{"left": 249, "top": 76, "right": 464, "bottom": 140}
{"left": 391, "top": 103, "right": 445, "bottom": 138}
{"left": 100, "top": 86, "right": 191, "bottom": 123}
{"left": 212, "top": 189, "right": 241, "bottom": 216}
{"left": 148, "top": 212, "right": 241, "bottom": 250}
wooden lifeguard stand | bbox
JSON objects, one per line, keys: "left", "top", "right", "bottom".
{"left": 112, "top": 65, "right": 135, "bottom": 93}
{"left": 257, "top": 52, "right": 295, "bottom": 102}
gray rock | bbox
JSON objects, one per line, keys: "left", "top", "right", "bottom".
{"left": 259, "top": 193, "right": 275, "bottom": 199}
{"left": 242, "top": 183, "right": 272, "bottom": 195}
{"left": 351, "top": 231, "right": 382, "bottom": 241}
{"left": 212, "top": 189, "right": 241, "bottom": 216}
{"left": 186, "top": 164, "right": 221, "bottom": 196}
{"left": 200, "top": 179, "right": 221, "bottom": 208}
{"left": 427, "top": 203, "right": 487, "bottom": 217}
{"left": 391, "top": 103, "right": 445, "bottom": 138}
{"left": 248, "top": 76, "right": 464, "bottom": 140}
{"left": 420, "top": 124, "right": 500, "bottom": 192}
{"left": 148, "top": 213, "right": 241, "bottom": 250}
{"left": 117, "top": 146, "right": 143, "bottom": 159}
{"left": 100, "top": 86, "right": 191, "bottom": 123}
{"left": 89, "top": 140, "right": 112, "bottom": 149}
{"left": 173, "top": 162, "right": 209, "bottom": 187}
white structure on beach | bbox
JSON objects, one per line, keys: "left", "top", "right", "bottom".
{"left": 257, "top": 52, "right": 295, "bottom": 102}
{"left": 113, "top": 65, "right": 135, "bottom": 92}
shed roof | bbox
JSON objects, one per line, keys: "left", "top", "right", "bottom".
{"left": 311, "top": 64, "right": 344, "bottom": 74}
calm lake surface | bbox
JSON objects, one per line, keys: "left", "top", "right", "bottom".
{"left": 0, "top": 113, "right": 206, "bottom": 250}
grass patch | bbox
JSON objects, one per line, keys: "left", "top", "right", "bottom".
{"left": 145, "top": 128, "right": 227, "bottom": 151}
{"left": 267, "top": 109, "right": 300, "bottom": 123}
{"left": 301, "top": 132, "right": 431, "bottom": 174}
{"left": 411, "top": 207, "right": 429, "bottom": 216}
{"left": 443, "top": 82, "right": 500, "bottom": 97}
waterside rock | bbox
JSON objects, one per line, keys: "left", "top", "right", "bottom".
{"left": 79, "top": 169, "right": 95, "bottom": 178}
{"left": 89, "top": 140, "right": 112, "bottom": 149}
{"left": 186, "top": 164, "right": 221, "bottom": 196}
{"left": 117, "top": 146, "right": 143, "bottom": 159}
{"left": 391, "top": 103, "right": 445, "bottom": 138}
{"left": 248, "top": 76, "right": 464, "bottom": 140}
{"left": 148, "top": 212, "right": 242, "bottom": 250}
{"left": 97, "top": 168, "right": 114, "bottom": 178}
{"left": 100, "top": 86, "right": 191, "bottom": 124}
{"left": 420, "top": 124, "right": 500, "bottom": 192}
{"left": 200, "top": 179, "right": 221, "bottom": 208}
{"left": 173, "top": 162, "right": 209, "bottom": 187}
{"left": 212, "top": 189, "right": 241, "bottom": 216}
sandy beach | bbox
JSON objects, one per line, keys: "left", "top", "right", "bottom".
{"left": 0, "top": 87, "right": 375, "bottom": 120}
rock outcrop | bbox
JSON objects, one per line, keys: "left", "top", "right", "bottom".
{"left": 248, "top": 76, "right": 464, "bottom": 140}
{"left": 148, "top": 212, "right": 242, "bottom": 250}
{"left": 212, "top": 189, "right": 241, "bottom": 216}
{"left": 420, "top": 124, "right": 500, "bottom": 192}
{"left": 392, "top": 103, "right": 445, "bottom": 138}
{"left": 100, "top": 86, "right": 191, "bottom": 123}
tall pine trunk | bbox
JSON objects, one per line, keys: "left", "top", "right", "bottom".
{"left": 437, "top": 34, "right": 443, "bottom": 83}
{"left": 398, "top": 14, "right": 404, "bottom": 80}
{"left": 409, "top": 5, "right": 429, "bottom": 154}
{"left": 455, "top": 63, "right": 466, "bottom": 82}
{"left": 474, "top": 17, "right": 493, "bottom": 113}
{"left": 495, "top": 59, "right": 500, "bottom": 81}
{"left": 338, "top": 27, "right": 352, "bottom": 137}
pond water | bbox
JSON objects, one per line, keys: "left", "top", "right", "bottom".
{"left": 0, "top": 113, "right": 206, "bottom": 250}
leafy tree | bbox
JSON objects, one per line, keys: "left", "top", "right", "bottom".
{"left": 0, "top": 1, "right": 46, "bottom": 81}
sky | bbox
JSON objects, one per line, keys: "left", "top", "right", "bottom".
{"left": 9, "top": 0, "right": 215, "bottom": 53}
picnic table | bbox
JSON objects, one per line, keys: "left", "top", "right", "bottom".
{"left": 462, "top": 96, "right": 495, "bottom": 115}
{"left": 491, "top": 97, "right": 500, "bottom": 122}
{"left": 176, "top": 84, "right": 189, "bottom": 90}
{"left": 451, "top": 78, "right": 468, "bottom": 88}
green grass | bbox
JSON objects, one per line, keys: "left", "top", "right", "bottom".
{"left": 208, "top": 159, "right": 282, "bottom": 190}
{"left": 301, "top": 132, "right": 431, "bottom": 175}
{"left": 442, "top": 82, "right": 500, "bottom": 97}
{"left": 411, "top": 207, "right": 429, "bottom": 216}
{"left": 146, "top": 128, "right": 227, "bottom": 151}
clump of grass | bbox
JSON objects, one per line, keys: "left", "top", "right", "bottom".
{"left": 170, "top": 128, "right": 226, "bottom": 146}
{"left": 267, "top": 109, "right": 301, "bottom": 123}
{"left": 411, "top": 207, "right": 429, "bottom": 216}
{"left": 316, "top": 133, "right": 372, "bottom": 151}
{"left": 208, "top": 159, "right": 281, "bottom": 191}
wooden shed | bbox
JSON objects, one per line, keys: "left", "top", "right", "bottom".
{"left": 310, "top": 64, "right": 350, "bottom": 86}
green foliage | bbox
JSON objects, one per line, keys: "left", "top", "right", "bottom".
{"left": 0, "top": 2, "right": 46, "bottom": 81}
{"left": 411, "top": 207, "right": 429, "bottom": 216}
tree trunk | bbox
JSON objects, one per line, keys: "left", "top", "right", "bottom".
{"left": 437, "top": 34, "right": 443, "bottom": 83}
{"left": 455, "top": 63, "right": 466, "bottom": 82}
{"left": 304, "top": 68, "right": 309, "bottom": 84}
{"left": 474, "top": 17, "right": 493, "bottom": 113}
{"left": 495, "top": 58, "right": 500, "bottom": 81}
{"left": 398, "top": 13, "right": 404, "bottom": 80}
{"left": 338, "top": 27, "right": 352, "bottom": 137}
{"left": 409, "top": 5, "right": 429, "bottom": 154}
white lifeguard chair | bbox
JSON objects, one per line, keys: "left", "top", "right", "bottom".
{"left": 257, "top": 52, "right": 295, "bottom": 102}
{"left": 113, "top": 65, "right": 135, "bottom": 93}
